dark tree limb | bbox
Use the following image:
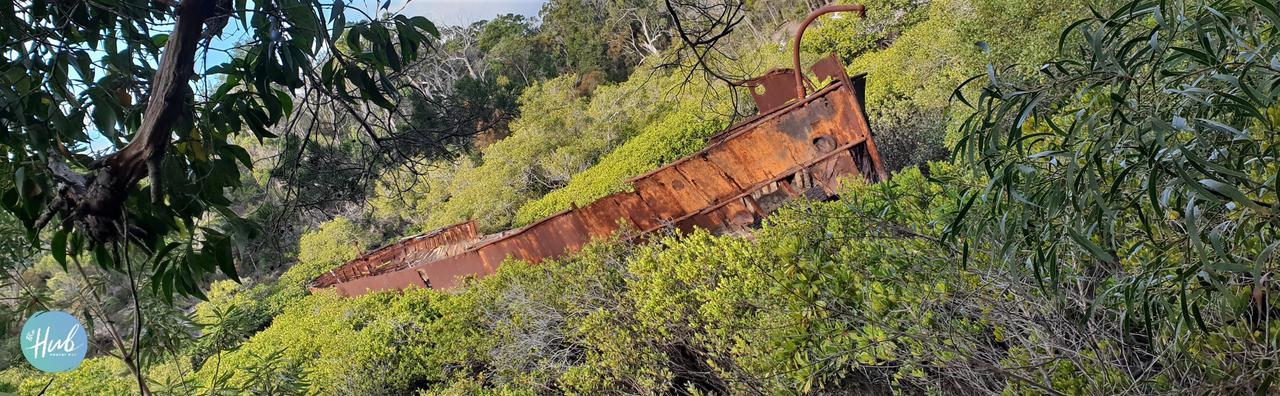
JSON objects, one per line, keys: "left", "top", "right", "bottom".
{"left": 41, "top": 0, "right": 222, "bottom": 243}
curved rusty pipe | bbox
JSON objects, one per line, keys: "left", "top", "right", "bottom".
{"left": 792, "top": 4, "right": 867, "bottom": 102}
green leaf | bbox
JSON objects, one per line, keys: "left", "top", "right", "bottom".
{"left": 51, "top": 229, "right": 68, "bottom": 270}
{"left": 150, "top": 259, "right": 169, "bottom": 295}
{"left": 222, "top": 145, "right": 254, "bottom": 169}
{"left": 210, "top": 235, "right": 240, "bottom": 282}
{"left": 330, "top": 0, "right": 344, "bottom": 22}
{"left": 1256, "top": 242, "right": 1279, "bottom": 278}
{"left": 346, "top": 67, "right": 393, "bottom": 108}
{"left": 236, "top": 0, "right": 248, "bottom": 29}
{"left": 1171, "top": 46, "right": 1216, "bottom": 66}
{"left": 345, "top": 25, "right": 362, "bottom": 52}
{"left": 13, "top": 167, "right": 25, "bottom": 199}
{"left": 1067, "top": 228, "right": 1116, "bottom": 264}
{"left": 0, "top": 189, "right": 17, "bottom": 212}
{"left": 243, "top": 104, "right": 278, "bottom": 141}
{"left": 283, "top": 2, "right": 319, "bottom": 48}
{"left": 152, "top": 242, "right": 181, "bottom": 268}
{"left": 1251, "top": 0, "right": 1280, "bottom": 27}
{"left": 410, "top": 16, "right": 439, "bottom": 37}
{"left": 275, "top": 89, "right": 294, "bottom": 115}
{"left": 177, "top": 266, "right": 208, "bottom": 301}
{"left": 161, "top": 269, "right": 175, "bottom": 304}
{"left": 1196, "top": 118, "right": 1245, "bottom": 140}
{"left": 1209, "top": 261, "right": 1249, "bottom": 273}
{"left": 93, "top": 244, "right": 114, "bottom": 270}
{"left": 332, "top": 12, "right": 346, "bottom": 42}
{"left": 1179, "top": 144, "right": 1248, "bottom": 180}
{"left": 259, "top": 88, "right": 283, "bottom": 122}
{"left": 187, "top": 250, "right": 215, "bottom": 272}
{"left": 943, "top": 191, "right": 978, "bottom": 239}
{"left": 1198, "top": 179, "right": 1264, "bottom": 211}
{"left": 1057, "top": 17, "right": 1090, "bottom": 52}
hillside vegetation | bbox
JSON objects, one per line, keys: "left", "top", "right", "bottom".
{"left": 0, "top": 0, "right": 1276, "bottom": 394}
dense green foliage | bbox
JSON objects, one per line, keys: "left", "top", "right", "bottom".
{"left": 512, "top": 100, "right": 728, "bottom": 224}
{"left": 835, "top": 0, "right": 1093, "bottom": 170}
{"left": 4, "top": 357, "right": 135, "bottom": 395}
{"left": 294, "top": 217, "right": 376, "bottom": 279}
{"left": 3, "top": 0, "right": 1277, "bottom": 394}
{"left": 374, "top": 69, "right": 720, "bottom": 233}
{"left": 13, "top": 160, "right": 1256, "bottom": 394}
{"left": 0, "top": 0, "right": 438, "bottom": 389}
{"left": 952, "top": 0, "right": 1280, "bottom": 391}
{"left": 0, "top": 0, "right": 438, "bottom": 302}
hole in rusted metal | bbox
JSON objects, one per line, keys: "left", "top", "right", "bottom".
{"left": 812, "top": 135, "right": 836, "bottom": 152}
{"left": 417, "top": 269, "right": 431, "bottom": 288}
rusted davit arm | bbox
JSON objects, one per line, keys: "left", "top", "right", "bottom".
{"left": 793, "top": 4, "right": 867, "bottom": 102}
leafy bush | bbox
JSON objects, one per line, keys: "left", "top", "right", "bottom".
{"left": 952, "top": 1, "right": 1280, "bottom": 392}
{"left": 393, "top": 160, "right": 1276, "bottom": 394}
{"left": 514, "top": 108, "right": 728, "bottom": 224}
{"left": 185, "top": 280, "right": 276, "bottom": 372}
{"left": 374, "top": 72, "right": 665, "bottom": 232}
{"left": 189, "top": 288, "right": 443, "bottom": 394}
{"left": 11, "top": 358, "right": 135, "bottom": 395}
{"left": 800, "top": 0, "right": 931, "bottom": 64}
{"left": 295, "top": 217, "right": 375, "bottom": 277}
{"left": 843, "top": 0, "right": 1098, "bottom": 170}
{"left": 393, "top": 166, "right": 974, "bottom": 393}
{"left": 180, "top": 216, "right": 378, "bottom": 374}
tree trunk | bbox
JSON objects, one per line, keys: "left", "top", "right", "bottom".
{"left": 49, "top": 0, "right": 219, "bottom": 244}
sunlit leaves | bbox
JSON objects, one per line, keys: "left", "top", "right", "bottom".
{"left": 953, "top": 0, "right": 1279, "bottom": 336}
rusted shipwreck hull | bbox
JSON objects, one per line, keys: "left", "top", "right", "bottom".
{"left": 308, "top": 220, "right": 478, "bottom": 292}
{"left": 310, "top": 55, "right": 886, "bottom": 296}
{"left": 310, "top": 6, "right": 885, "bottom": 297}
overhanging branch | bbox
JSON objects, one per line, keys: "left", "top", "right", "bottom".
{"left": 41, "top": 0, "right": 222, "bottom": 243}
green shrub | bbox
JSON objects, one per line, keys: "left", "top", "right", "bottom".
{"left": 11, "top": 358, "right": 135, "bottom": 396}
{"left": 0, "top": 367, "right": 31, "bottom": 393}
{"left": 800, "top": 0, "right": 931, "bottom": 64}
{"left": 842, "top": 0, "right": 1098, "bottom": 170}
{"left": 409, "top": 165, "right": 985, "bottom": 394}
{"left": 185, "top": 280, "right": 276, "bottom": 372}
{"left": 953, "top": 1, "right": 1280, "bottom": 393}
{"left": 294, "top": 217, "right": 374, "bottom": 276}
{"left": 374, "top": 63, "right": 751, "bottom": 234}
{"left": 189, "top": 288, "right": 443, "bottom": 395}
{"left": 153, "top": 162, "right": 1273, "bottom": 395}
{"left": 414, "top": 70, "right": 689, "bottom": 233}
{"left": 514, "top": 108, "right": 727, "bottom": 225}
{"left": 270, "top": 216, "right": 376, "bottom": 305}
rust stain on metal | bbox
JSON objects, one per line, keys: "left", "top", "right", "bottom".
{"left": 309, "top": 220, "right": 477, "bottom": 290}
{"left": 312, "top": 6, "right": 889, "bottom": 297}
{"left": 744, "top": 69, "right": 802, "bottom": 114}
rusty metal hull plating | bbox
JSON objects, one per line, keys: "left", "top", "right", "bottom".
{"left": 313, "top": 54, "right": 886, "bottom": 297}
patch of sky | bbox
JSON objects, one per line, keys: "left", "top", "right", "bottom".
{"left": 79, "top": 0, "right": 545, "bottom": 152}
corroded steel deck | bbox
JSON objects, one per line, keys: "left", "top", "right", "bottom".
{"left": 309, "top": 52, "right": 886, "bottom": 297}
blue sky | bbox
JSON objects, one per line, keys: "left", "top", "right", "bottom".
{"left": 85, "top": 0, "right": 547, "bottom": 151}
{"left": 197, "top": 0, "right": 547, "bottom": 74}
{"left": 396, "top": 0, "right": 547, "bottom": 27}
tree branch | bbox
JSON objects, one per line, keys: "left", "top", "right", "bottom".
{"left": 43, "top": 0, "right": 220, "bottom": 243}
